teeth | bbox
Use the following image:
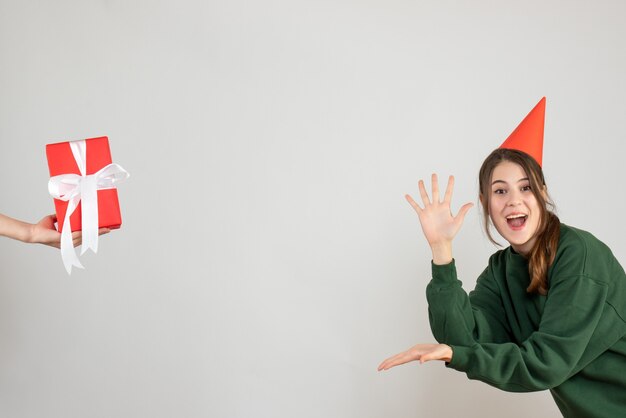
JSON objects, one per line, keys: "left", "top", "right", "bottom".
{"left": 506, "top": 214, "right": 527, "bottom": 219}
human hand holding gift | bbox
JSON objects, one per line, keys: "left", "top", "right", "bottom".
{"left": 46, "top": 136, "right": 129, "bottom": 273}
{"left": 0, "top": 212, "right": 110, "bottom": 248}
{"left": 31, "top": 214, "right": 111, "bottom": 249}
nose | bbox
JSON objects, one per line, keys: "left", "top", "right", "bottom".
{"left": 507, "top": 189, "right": 522, "bottom": 206}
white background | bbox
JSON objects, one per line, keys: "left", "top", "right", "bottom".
{"left": 1, "top": 1, "right": 625, "bottom": 417}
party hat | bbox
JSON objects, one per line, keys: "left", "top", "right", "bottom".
{"left": 500, "top": 97, "right": 546, "bottom": 166}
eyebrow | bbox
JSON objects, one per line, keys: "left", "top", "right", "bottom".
{"left": 491, "top": 177, "right": 529, "bottom": 186}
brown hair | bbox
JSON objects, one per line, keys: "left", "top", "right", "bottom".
{"left": 478, "top": 148, "right": 560, "bottom": 295}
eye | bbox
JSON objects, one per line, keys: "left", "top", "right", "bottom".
{"left": 493, "top": 188, "right": 506, "bottom": 195}
{"left": 521, "top": 185, "right": 532, "bottom": 192}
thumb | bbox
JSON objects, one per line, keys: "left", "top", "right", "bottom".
{"left": 455, "top": 202, "right": 474, "bottom": 224}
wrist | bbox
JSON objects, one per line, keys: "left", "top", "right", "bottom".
{"left": 25, "top": 223, "right": 37, "bottom": 243}
{"left": 431, "top": 242, "right": 453, "bottom": 265}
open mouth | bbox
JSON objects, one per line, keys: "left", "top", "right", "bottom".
{"left": 506, "top": 214, "right": 527, "bottom": 229}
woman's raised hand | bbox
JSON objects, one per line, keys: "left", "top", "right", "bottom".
{"left": 377, "top": 343, "right": 453, "bottom": 371}
{"left": 406, "top": 174, "right": 473, "bottom": 264}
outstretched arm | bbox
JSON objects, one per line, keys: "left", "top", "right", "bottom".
{"left": 0, "top": 213, "right": 110, "bottom": 248}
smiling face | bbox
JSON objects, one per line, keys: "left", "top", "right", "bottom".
{"left": 487, "top": 161, "right": 544, "bottom": 256}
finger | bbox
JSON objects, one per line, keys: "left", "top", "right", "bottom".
{"left": 405, "top": 194, "right": 423, "bottom": 214}
{"left": 98, "top": 227, "right": 111, "bottom": 235}
{"left": 443, "top": 175, "right": 455, "bottom": 203}
{"left": 431, "top": 173, "right": 440, "bottom": 203}
{"left": 383, "top": 355, "right": 415, "bottom": 370}
{"left": 379, "top": 361, "right": 397, "bottom": 371}
{"left": 378, "top": 358, "right": 401, "bottom": 371}
{"left": 378, "top": 351, "right": 417, "bottom": 371}
{"left": 378, "top": 352, "right": 403, "bottom": 369}
{"left": 418, "top": 179, "right": 431, "bottom": 206}
{"left": 72, "top": 232, "right": 82, "bottom": 247}
{"left": 378, "top": 353, "right": 404, "bottom": 371}
{"left": 454, "top": 202, "right": 474, "bottom": 224}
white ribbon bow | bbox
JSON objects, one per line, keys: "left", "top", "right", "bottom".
{"left": 48, "top": 140, "right": 129, "bottom": 274}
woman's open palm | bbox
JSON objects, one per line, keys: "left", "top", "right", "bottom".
{"left": 406, "top": 174, "right": 473, "bottom": 248}
{"left": 378, "top": 343, "right": 453, "bottom": 371}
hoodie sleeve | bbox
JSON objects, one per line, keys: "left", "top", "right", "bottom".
{"left": 426, "top": 259, "right": 513, "bottom": 347}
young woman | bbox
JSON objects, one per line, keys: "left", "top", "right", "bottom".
{"left": 0, "top": 213, "right": 109, "bottom": 248}
{"left": 377, "top": 147, "right": 626, "bottom": 417}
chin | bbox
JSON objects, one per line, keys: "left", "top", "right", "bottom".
{"left": 494, "top": 225, "right": 535, "bottom": 251}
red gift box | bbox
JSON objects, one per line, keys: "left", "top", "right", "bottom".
{"left": 46, "top": 136, "right": 122, "bottom": 233}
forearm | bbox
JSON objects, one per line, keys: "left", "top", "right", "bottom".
{"left": 427, "top": 260, "right": 477, "bottom": 346}
{"left": 0, "top": 213, "right": 34, "bottom": 243}
{"left": 427, "top": 261, "right": 512, "bottom": 346}
{"left": 448, "top": 339, "right": 578, "bottom": 393}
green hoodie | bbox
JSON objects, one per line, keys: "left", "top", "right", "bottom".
{"left": 427, "top": 224, "right": 626, "bottom": 418}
